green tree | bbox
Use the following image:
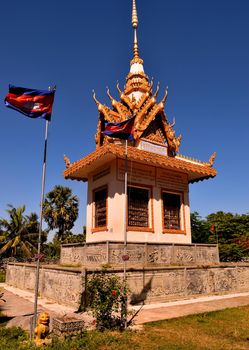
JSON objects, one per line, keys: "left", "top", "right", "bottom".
{"left": 62, "top": 230, "right": 86, "bottom": 244}
{"left": 43, "top": 186, "right": 79, "bottom": 241}
{"left": 43, "top": 235, "right": 61, "bottom": 260}
{"left": 191, "top": 211, "right": 249, "bottom": 262}
{"left": 191, "top": 212, "right": 210, "bottom": 244}
{"left": 206, "top": 211, "right": 249, "bottom": 261}
{"left": 0, "top": 205, "right": 45, "bottom": 258}
{"left": 43, "top": 229, "right": 86, "bottom": 260}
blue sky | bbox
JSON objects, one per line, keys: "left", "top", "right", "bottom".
{"left": 1, "top": 0, "right": 249, "bottom": 235}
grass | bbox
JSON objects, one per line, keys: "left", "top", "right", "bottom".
{"left": 1, "top": 306, "right": 249, "bottom": 349}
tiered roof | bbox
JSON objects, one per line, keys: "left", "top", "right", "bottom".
{"left": 64, "top": 0, "right": 217, "bottom": 183}
{"left": 92, "top": 1, "right": 182, "bottom": 156}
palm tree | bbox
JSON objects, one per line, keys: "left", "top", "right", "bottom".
{"left": 43, "top": 186, "right": 79, "bottom": 241}
{"left": 0, "top": 205, "right": 44, "bottom": 258}
{"left": 26, "top": 212, "right": 47, "bottom": 247}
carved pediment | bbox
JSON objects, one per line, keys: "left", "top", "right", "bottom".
{"left": 141, "top": 118, "right": 167, "bottom": 145}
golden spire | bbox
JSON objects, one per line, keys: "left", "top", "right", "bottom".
{"left": 125, "top": 0, "right": 150, "bottom": 99}
{"left": 132, "top": 0, "right": 140, "bottom": 59}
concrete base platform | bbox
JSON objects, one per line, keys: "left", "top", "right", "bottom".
{"left": 61, "top": 241, "right": 219, "bottom": 268}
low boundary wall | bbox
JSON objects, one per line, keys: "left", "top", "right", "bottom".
{"left": 6, "top": 263, "right": 249, "bottom": 309}
{"left": 6, "top": 263, "right": 84, "bottom": 308}
{"left": 60, "top": 241, "right": 219, "bottom": 267}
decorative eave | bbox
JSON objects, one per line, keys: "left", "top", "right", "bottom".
{"left": 64, "top": 144, "right": 217, "bottom": 183}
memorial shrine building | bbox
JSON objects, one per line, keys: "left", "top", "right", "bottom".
{"left": 64, "top": 0, "right": 217, "bottom": 245}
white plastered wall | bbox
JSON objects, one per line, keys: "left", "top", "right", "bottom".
{"left": 86, "top": 159, "right": 192, "bottom": 244}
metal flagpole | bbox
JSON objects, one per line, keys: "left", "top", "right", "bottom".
{"left": 124, "top": 139, "right": 128, "bottom": 251}
{"left": 31, "top": 115, "right": 49, "bottom": 338}
{"left": 123, "top": 139, "right": 128, "bottom": 329}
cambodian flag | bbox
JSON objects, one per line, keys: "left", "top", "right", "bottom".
{"left": 102, "top": 117, "right": 135, "bottom": 140}
{"left": 4, "top": 85, "right": 55, "bottom": 121}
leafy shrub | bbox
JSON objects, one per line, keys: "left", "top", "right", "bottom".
{"left": 86, "top": 269, "right": 128, "bottom": 331}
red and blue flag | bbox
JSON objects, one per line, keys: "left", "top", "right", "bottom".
{"left": 102, "top": 117, "right": 135, "bottom": 140}
{"left": 4, "top": 85, "right": 55, "bottom": 121}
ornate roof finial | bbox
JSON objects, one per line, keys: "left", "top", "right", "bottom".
{"left": 208, "top": 152, "right": 217, "bottom": 167}
{"left": 106, "top": 87, "right": 114, "bottom": 102}
{"left": 159, "top": 87, "right": 169, "bottom": 110}
{"left": 64, "top": 154, "right": 71, "bottom": 168}
{"left": 92, "top": 90, "right": 104, "bottom": 112}
{"left": 92, "top": 90, "right": 99, "bottom": 106}
{"left": 153, "top": 82, "right": 160, "bottom": 98}
{"left": 132, "top": 0, "right": 139, "bottom": 59}
{"left": 162, "top": 87, "right": 169, "bottom": 104}
{"left": 116, "top": 82, "right": 122, "bottom": 95}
